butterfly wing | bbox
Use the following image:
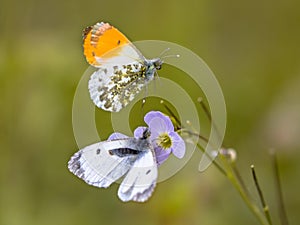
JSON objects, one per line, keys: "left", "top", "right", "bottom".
{"left": 68, "top": 136, "right": 158, "bottom": 202}
{"left": 83, "top": 22, "right": 144, "bottom": 67}
{"left": 68, "top": 139, "right": 141, "bottom": 188}
{"left": 118, "top": 145, "right": 158, "bottom": 202}
{"left": 88, "top": 61, "right": 155, "bottom": 112}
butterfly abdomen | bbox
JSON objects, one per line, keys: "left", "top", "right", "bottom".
{"left": 109, "top": 148, "right": 140, "bottom": 157}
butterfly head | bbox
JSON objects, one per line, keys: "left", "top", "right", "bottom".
{"left": 149, "top": 53, "right": 180, "bottom": 71}
{"left": 147, "top": 58, "right": 163, "bottom": 71}
{"left": 142, "top": 128, "right": 151, "bottom": 140}
{"left": 149, "top": 58, "right": 163, "bottom": 71}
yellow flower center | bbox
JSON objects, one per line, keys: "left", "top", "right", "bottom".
{"left": 157, "top": 133, "right": 172, "bottom": 149}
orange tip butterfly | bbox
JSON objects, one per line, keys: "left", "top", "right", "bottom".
{"left": 83, "top": 22, "right": 163, "bottom": 112}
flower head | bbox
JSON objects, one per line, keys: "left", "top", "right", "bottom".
{"left": 144, "top": 111, "right": 185, "bottom": 165}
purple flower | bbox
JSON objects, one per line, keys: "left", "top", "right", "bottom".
{"left": 142, "top": 111, "right": 185, "bottom": 165}
{"left": 108, "top": 111, "right": 186, "bottom": 166}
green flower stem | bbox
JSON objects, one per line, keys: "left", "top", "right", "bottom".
{"left": 232, "top": 164, "right": 252, "bottom": 199}
{"left": 194, "top": 136, "right": 268, "bottom": 224}
{"left": 194, "top": 134, "right": 269, "bottom": 225}
{"left": 218, "top": 154, "right": 269, "bottom": 225}
{"left": 181, "top": 99, "right": 272, "bottom": 225}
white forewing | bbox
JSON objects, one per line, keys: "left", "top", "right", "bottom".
{"left": 68, "top": 140, "right": 138, "bottom": 188}
{"left": 118, "top": 147, "right": 157, "bottom": 202}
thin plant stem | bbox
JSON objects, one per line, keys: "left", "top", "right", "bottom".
{"left": 232, "top": 164, "right": 252, "bottom": 200}
{"left": 188, "top": 129, "right": 268, "bottom": 225}
{"left": 218, "top": 155, "right": 269, "bottom": 225}
{"left": 196, "top": 99, "right": 267, "bottom": 224}
{"left": 251, "top": 165, "right": 273, "bottom": 225}
{"left": 181, "top": 129, "right": 209, "bottom": 144}
{"left": 160, "top": 100, "right": 181, "bottom": 128}
{"left": 198, "top": 97, "right": 268, "bottom": 224}
{"left": 197, "top": 97, "right": 222, "bottom": 141}
{"left": 270, "top": 150, "right": 289, "bottom": 225}
{"left": 197, "top": 97, "right": 211, "bottom": 121}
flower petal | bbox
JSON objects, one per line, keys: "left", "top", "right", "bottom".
{"left": 148, "top": 117, "right": 174, "bottom": 139}
{"left": 144, "top": 111, "right": 174, "bottom": 132}
{"left": 133, "top": 126, "right": 148, "bottom": 139}
{"left": 169, "top": 132, "right": 185, "bottom": 158}
{"left": 154, "top": 146, "right": 172, "bottom": 166}
{"left": 144, "top": 111, "right": 163, "bottom": 124}
{"left": 108, "top": 132, "right": 129, "bottom": 141}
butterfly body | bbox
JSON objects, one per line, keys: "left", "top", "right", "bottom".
{"left": 83, "top": 22, "right": 163, "bottom": 112}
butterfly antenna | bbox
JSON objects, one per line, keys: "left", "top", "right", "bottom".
{"left": 161, "top": 54, "right": 180, "bottom": 60}
{"left": 158, "top": 48, "right": 171, "bottom": 58}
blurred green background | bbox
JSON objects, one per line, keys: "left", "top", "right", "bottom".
{"left": 1, "top": 0, "right": 300, "bottom": 225}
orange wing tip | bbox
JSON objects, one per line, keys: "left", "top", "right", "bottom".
{"left": 90, "top": 22, "right": 113, "bottom": 47}
{"left": 82, "top": 22, "right": 112, "bottom": 41}
{"left": 83, "top": 22, "right": 130, "bottom": 66}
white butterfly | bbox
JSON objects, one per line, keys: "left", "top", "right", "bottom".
{"left": 84, "top": 22, "right": 163, "bottom": 112}
{"left": 67, "top": 129, "right": 158, "bottom": 202}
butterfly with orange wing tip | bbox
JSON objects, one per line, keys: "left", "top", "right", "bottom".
{"left": 83, "top": 22, "right": 163, "bottom": 112}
